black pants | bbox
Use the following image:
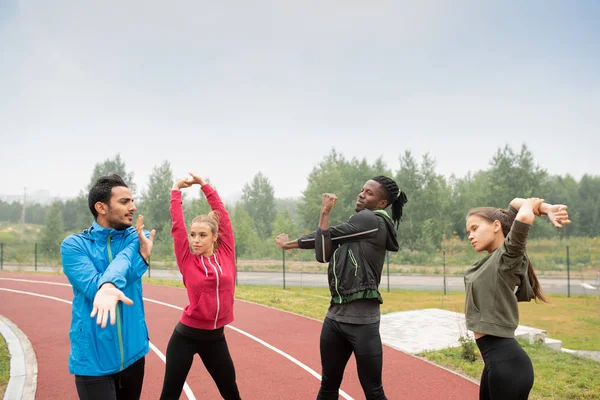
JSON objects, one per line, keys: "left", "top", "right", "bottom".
{"left": 476, "top": 335, "right": 534, "bottom": 400}
{"left": 75, "top": 356, "right": 145, "bottom": 400}
{"left": 160, "top": 329, "right": 241, "bottom": 400}
{"left": 317, "top": 318, "right": 387, "bottom": 400}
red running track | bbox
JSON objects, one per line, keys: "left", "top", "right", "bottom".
{"left": 0, "top": 272, "right": 478, "bottom": 399}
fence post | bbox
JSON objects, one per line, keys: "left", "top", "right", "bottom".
{"left": 282, "top": 249, "right": 286, "bottom": 290}
{"left": 386, "top": 251, "right": 390, "bottom": 293}
{"left": 0, "top": 243, "right": 3, "bottom": 271}
{"left": 566, "top": 245, "right": 570, "bottom": 298}
{"left": 35, "top": 243, "right": 38, "bottom": 272}
{"left": 443, "top": 250, "right": 447, "bottom": 296}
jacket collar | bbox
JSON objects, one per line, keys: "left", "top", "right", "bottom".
{"left": 87, "top": 220, "right": 128, "bottom": 241}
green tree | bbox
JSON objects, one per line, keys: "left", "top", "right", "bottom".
{"left": 183, "top": 179, "right": 215, "bottom": 226}
{"left": 298, "top": 149, "right": 391, "bottom": 232}
{"left": 39, "top": 201, "right": 65, "bottom": 259}
{"left": 87, "top": 154, "right": 136, "bottom": 193}
{"left": 486, "top": 144, "right": 547, "bottom": 208}
{"left": 395, "top": 152, "right": 452, "bottom": 250}
{"left": 575, "top": 174, "right": 600, "bottom": 237}
{"left": 231, "top": 203, "right": 262, "bottom": 258}
{"left": 242, "top": 172, "right": 276, "bottom": 239}
{"left": 139, "top": 161, "right": 174, "bottom": 259}
{"left": 272, "top": 210, "right": 298, "bottom": 239}
{"left": 74, "top": 194, "right": 93, "bottom": 231}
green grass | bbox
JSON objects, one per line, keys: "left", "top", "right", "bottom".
{"left": 420, "top": 340, "right": 600, "bottom": 400}
{"left": 0, "top": 333, "right": 9, "bottom": 399}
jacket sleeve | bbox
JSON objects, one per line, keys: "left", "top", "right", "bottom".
{"left": 315, "top": 228, "right": 333, "bottom": 263}
{"left": 97, "top": 230, "right": 149, "bottom": 289}
{"left": 298, "top": 211, "right": 379, "bottom": 250}
{"left": 202, "top": 184, "right": 234, "bottom": 257}
{"left": 170, "top": 190, "right": 191, "bottom": 273}
{"left": 329, "top": 211, "right": 379, "bottom": 245}
{"left": 297, "top": 230, "right": 317, "bottom": 249}
{"left": 61, "top": 236, "right": 140, "bottom": 300}
{"left": 500, "top": 219, "right": 531, "bottom": 270}
{"left": 122, "top": 231, "right": 149, "bottom": 283}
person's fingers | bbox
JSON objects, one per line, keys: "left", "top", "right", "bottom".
{"left": 110, "top": 306, "right": 117, "bottom": 326}
{"left": 101, "top": 308, "right": 110, "bottom": 329}
{"left": 136, "top": 215, "right": 144, "bottom": 230}
{"left": 119, "top": 293, "right": 134, "bottom": 306}
{"left": 149, "top": 229, "right": 156, "bottom": 241}
{"left": 96, "top": 308, "right": 104, "bottom": 325}
{"left": 90, "top": 306, "right": 98, "bottom": 318}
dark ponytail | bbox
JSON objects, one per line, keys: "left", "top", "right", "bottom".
{"left": 371, "top": 175, "right": 408, "bottom": 230}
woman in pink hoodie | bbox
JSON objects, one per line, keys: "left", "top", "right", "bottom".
{"left": 160, "top": 172, "right": 241, "bottom": 400}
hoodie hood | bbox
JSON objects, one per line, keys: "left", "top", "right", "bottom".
{"left": 374, "top": 209, "right": 399, "bottom": 252}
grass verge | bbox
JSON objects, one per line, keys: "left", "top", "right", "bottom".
{"left": 0, "top": 333, "right": 10, "bottom": 399}
{"left": 420, "top": 340, "right": 600, "bottom": 399}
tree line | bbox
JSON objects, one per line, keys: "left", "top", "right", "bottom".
{"left": 1, "top": 146, "right": 598, "bottom": 261}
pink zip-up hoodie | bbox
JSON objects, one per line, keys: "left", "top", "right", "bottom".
{"left": 170, "top": 185, "right": 236, "bottom": 330}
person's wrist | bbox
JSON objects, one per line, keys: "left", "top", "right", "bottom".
{"left": 99, "top": 282, "right": 116, "bottom": 291}
{"left": 537, "top": 203, "right": 549, "bottom": 216}
{"left": 139, "top": 249, "right": 149, "bottom": 262}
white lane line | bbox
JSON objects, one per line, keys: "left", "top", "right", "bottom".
{"left": 0, "top": 277, "right": 71, "bottom": 287}
{"left": 1, "top": 277, "right": 355, "bottom": 400}
{"left": 0, "top": 288, "right": 196, "bottom": 400}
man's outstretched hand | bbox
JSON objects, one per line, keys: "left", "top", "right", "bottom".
{"left": 90, "top": 283, "right": 133, "bottom": 328}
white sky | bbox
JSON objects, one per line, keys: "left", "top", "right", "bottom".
{"left": 1, "top": 1, "right": 599, "bottom": 200}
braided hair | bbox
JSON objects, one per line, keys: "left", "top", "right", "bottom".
{"left": 371, "top": 175, "right": 408, "bottom": 230}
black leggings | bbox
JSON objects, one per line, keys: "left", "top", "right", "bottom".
{"left": 159, "top": 329, "right": 241, "bottom": 400}
{"left": 317, "top": 318, "right": 387, "bottom": 400}
{"left": 75, "top": 356, "right": 145, "bottom": 400}
{"left": 476, "top": 335, "right": 534, "bottom": 400}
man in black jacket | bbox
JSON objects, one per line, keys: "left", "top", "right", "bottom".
{"left": 275, "top": 176, "right": 406, "bottom": 400}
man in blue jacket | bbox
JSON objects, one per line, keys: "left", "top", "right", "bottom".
{"left": 61, "top": 174, "right": 156, "bottom": 400}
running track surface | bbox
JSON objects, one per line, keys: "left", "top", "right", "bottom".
{"left": 0, "top": 272, "right": 478, "bottom": 399}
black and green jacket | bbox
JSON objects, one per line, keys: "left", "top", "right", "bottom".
{"left": 297, "top": 209, "right": 399, "bottom": 304}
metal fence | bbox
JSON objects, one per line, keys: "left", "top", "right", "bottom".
{"left": 1, "top": 243, "right": 599, "bottom": 297}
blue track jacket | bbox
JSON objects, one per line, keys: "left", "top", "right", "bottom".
{"left": 61, "top": 221, "right": 150, "bottom": 376}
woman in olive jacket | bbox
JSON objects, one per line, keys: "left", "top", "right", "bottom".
{"left": 464, "top": 197, "right": 570, "bottom": 400}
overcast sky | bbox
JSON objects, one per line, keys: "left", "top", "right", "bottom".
{"left": 1, "top": 1, "right": 598, "bottom": 201}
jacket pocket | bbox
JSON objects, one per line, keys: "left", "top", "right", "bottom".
{"left": 218, "top": 288, "right": 234, "bottom": 321}
{"left": 493, "top": 286, "right": 520, "bottom": 327}
{"left": 189, "top": 291, "right": 216, "bottom": 322}
{"left": 96, "top": 325, "right": 120, "bottom": 371}
{"left": 465, "top": 282, "right": 480, "bottom": 318}
{"left": 70, "top": 322, "right": 90, "bottom": 366}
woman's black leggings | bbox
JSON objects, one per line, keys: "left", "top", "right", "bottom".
{"left": 159, "top": 329, "right": 241, "bottom": 400}
{"left": 476, "top": 335, "right": 534, "bottom": 400}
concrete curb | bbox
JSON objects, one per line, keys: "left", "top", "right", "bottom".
{"left": 0, "top": 315, "right": 37, "bottom": 400}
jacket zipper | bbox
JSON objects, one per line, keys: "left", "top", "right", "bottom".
{"left": 348, "top": 249, "right": 359, "bottom": 276}
{"left": 107, "top": 234, "right": 125, "bottom": 371}
{"left": 207, "top": 256, "right": 221, "bottom": 329}
{"left": 332, "top": 247, "right": 342, "bottom": 303}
